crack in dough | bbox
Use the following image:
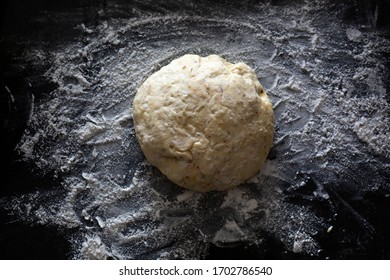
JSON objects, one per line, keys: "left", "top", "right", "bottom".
{"left": 133, "top": 54, "right": 274, "bottom": 192}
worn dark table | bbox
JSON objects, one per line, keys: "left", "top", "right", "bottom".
{"left": 1, "top": 0, "right": 390, "bottom": 259}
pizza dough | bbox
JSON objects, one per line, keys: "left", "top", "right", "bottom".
{"left": 133, "top": 54, "right": 274, "bottom": 192}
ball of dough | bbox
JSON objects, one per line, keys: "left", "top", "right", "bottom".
{"left": 133, "top": 54, "right": 274, "bottom": 192}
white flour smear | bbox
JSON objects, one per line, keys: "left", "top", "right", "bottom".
{"left": 2, "top": 0, "right": 389, "bottom": 259}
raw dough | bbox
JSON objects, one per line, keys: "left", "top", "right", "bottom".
{"left": 133, "top": 54, "right": 274, "bottom": 192}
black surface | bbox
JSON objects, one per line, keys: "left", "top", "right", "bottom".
{"left": 0, "top": 0, "right": 389, "bottom": 260}
{"left": 0, "top": 209, "right": 73, "bottom": 259}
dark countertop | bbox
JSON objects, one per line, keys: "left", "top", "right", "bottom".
{"left": 1, "top": 0, "right": 389, "bottom": 260}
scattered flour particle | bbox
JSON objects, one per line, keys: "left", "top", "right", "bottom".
{"left": 346, "top": 28, "right": 362, "bottom": 42}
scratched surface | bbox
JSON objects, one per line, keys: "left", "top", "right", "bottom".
{"left": 0, "top": 0, "right": 389, "bottom": 259}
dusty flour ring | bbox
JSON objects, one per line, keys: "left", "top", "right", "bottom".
{"left": 3, "top": 0, "right": 388, "bottom": 260}
{"left": 133, "top": 54, "right": 274, "bottom": 192}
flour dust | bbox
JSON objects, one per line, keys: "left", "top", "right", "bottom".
{"left": 2, "top": 0, "right": 389, "bottom": 259}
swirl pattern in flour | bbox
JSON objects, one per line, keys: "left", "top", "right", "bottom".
{"left": 2, "top": 0, "right": 389, "bottom": 259}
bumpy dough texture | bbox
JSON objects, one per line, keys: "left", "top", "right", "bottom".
{"left": 133, "top": 54, "right": 274, "bottom": 192}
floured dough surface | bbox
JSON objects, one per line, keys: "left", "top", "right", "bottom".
{"left": 133, "top": 54, "right": 274, "bottom": 192}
